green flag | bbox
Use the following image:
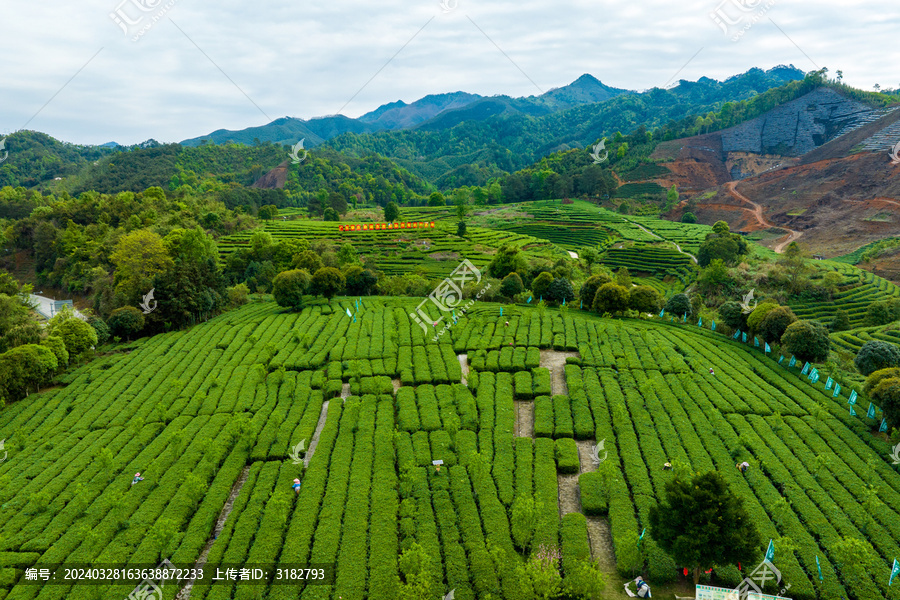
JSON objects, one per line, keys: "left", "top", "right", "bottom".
{"left": 712, "top": 320, "right": 716, "bottom": 331}
{"left": 868, "top": 403, "right": 876, "bottom": 419}
{"left": 742, "top": 332, "right": 747, "bottom": 343}
{"left": 850, "top": 405, "right": 857, "bottom": 417}
{"left": 891, "top": 558, "right": 900, "bottom": 585}
{"left": 825, "top": 377, "right": 833, "bottom": 390}
{"left": 698, "top": 316, "right": 702, "bottom": 327}
{"left": 882, "top": 418, "right": 889, "bottom": 432}
{"left": 789, "top": 356, "right": 796, "bottom": 368}
{"left": 778, "top": 355, "right": 784, "bottom": 364}
{"left": 816, "top": 555, "right": 823, "bottom": 581}
{"left": 659, "top": 308, "right": 664, "bottom": 317}
{"left": 849, "top": 390, "right": 858, "bottom": 404}
{"left": 754, "top": 336, "right": 759, "bottom": 347}
{"left": 638, "top": 528, "right": 646, "bottom": 544}
{"left": 832, "top": 383, "right": 841, "bottom": 397}
{"left": 765, "top": 539, "right": 774, "bottom": 562}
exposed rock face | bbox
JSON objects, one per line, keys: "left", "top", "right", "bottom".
{"left": 720, "top": 88, "right": 880, "bottom": 156}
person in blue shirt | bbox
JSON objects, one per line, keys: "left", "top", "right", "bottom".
{"left": 132, "top": 472, "right": 144, "bottom": 486}
{"left": 292, "top": 478, "right": 302, "bottom": 495}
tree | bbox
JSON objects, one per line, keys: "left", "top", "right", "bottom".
{"left": 681, "top": 212, "right": 697, "bottom": 223}
{"left": 108, "top": 306, "right": 145, "bottom": 340}
{"left": 758, "top": 305, "right": 797, "bottom": 344}
{"left": 0, "top": 285, "right": 41, "bottom": 354}
{"left": 384, "top": 201, "right": 400, "bottom": 222}
{"left": 397, "top": 542, "right": 438, "bottom": 600}
{"left": 747, "top": 302, "right": 779, "bottom": 334}
{"left": 779, "top": 242, "right": 810, "bottom": 295}
{"left": 872, "top": 376, "right": 900, "bottom": 431}
{"left": 455, "top": 195, "right": 468, "bottom": 220}
{"left": 272, "top": 269, "right": 311, "bottom": 310}
{"left": 696, "top": 259, "right": 732, "bottom": 297}
{"left": 531, "top": 272, "right": 554, "bottom": 299}
{"left": 88, "top": 316, "right": 110, "bottom": 345}
{"left": 226, "top": 283, "right": 250, "bottom": 308}
{"left": 580, "top": 247, "right": 599, "bottom": 267}
{"left": 311, "top": 267, "right": 346, "bottom": 299}
{"left": 337, "top": 243, "right": 358, "bottom": 267}
{"left": 0, "top": 344, "right": 58, "bottom": 400}
{"left": 500, "top": 273, "right": 524, "bottom": 298}
{"left": 547, "top": 278, "right": 575, "bottom": 304}
{"left": 579, "top": 274, "right": 611, "bottom": 307}
{"left": 855, "top": 340, "right": 900, "bottom": 376}
{"left": 47, "top": 309, "right": 98, "bottom": 358}
{"left": 344, "top": 266, "right": 377, "bottom": 296}
{"left": 328, "top": 192, "right": 348, "bottom": 215}
{"left": 41, "top": 335, "right": 69, "bottom": 370}
{"left": 427, "top": 192, "right": 445, "bottom": 207}
{"left": 292, "top": 250, "right": 323, "bottom": 274}
{"left": 487, "top": 245, "right": 527, "bottom": 279}
{"left": 456, "top": 221, "right": 467, "bottom": 237}
{"left": 323, "top": 207, "right": 339, "bottom": 221}
{"left": 163, "top": 227, "right": 218, "bottom": 263}
{"left": 718, "top": 300, "right": 748, "bottom": 331}
{"left": 712, "top": 220, "right": 730, "bottom": 234}
{"left": 664, "top": 293, "right": 691, "bottom": 318}
{"left": 593, "top": 283, "right": 630, "bottom": 314}
{"left": 109, "top": 230, "right": 174, "bottom": 300}
{"left": 865, "top": 298, "right": 900, "bottom": 326}
{"left": 781, "top": 320, "right": 831, "bottom": 363}
{"left": 615, "top": 267, "right": 632, "bottom": 288}
{"left": 257, "top": 204, "right": 278, "bottom": 221}
{"left": 629, "top": 286, "right": 661, "bottom": 313}
{"left": 667, "top": 185, "right": 679, "bottom": 207}
{"left": 649, "top": 470, "right": 760, "bottom": 584}
{"left": 830, "top": 309, "right": 851, "bottom": 332}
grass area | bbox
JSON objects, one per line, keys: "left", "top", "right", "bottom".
{"left": 0, "top": 300, "right": 895, "bottom": 599}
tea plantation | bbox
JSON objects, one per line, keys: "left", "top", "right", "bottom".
{"left": 0, "top": 298, "right": 897, "bottom": 599}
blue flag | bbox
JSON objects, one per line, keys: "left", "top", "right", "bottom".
{"left": 580, "top": 299, "right": 583, "bottom": 309}
{"left": 698, "top": 316, "right": 702, "bottom": 327}
{"left": 754, "top": 337, "right": 759, "bottom": 347}
{"left": 353, "top": 313, "right": 356, "bottom": 323}
{"left": 850, "top": 405, "right": 857, "bottom": 417}
{"left": 825, "top": 377, "right": 833, "bottom": 390}
{"left": 892, "top": 558, "right": 900, "bottom": 585}
{"left": 881, "top": 418, "right": 889, "bottom": 433}
{"left": 527, "top": 296, "right": 532, "bottom": 303}
{"left": 659, "top": 308, "right": 665, "bottom": 317}
{"left": 808, "top": 367, "right": 817, "bottom": 380}
{"left": 712, "top": 320, "right": 716, "bottom": 331}
{"left": 816, "top": 555, "right": 823, "bottom": 581}
{"left": 833, "top": 383, "right": 841, "bottom": 397}
{"left": 638, "top": 528, "right": 646, "bottom": 543}
{"left": 778, "top": 355, "right": 784, "bottom": 364}
{"left": 849, "top": 390, "right": 858, "bottom": 404}
{"left": 801, "top": 362, "right": 810, "bottom": 375}
{"left": 346, "top": 307, "right": 353, "bottom": 318}
{"left": 683, "top": 313, "right": 687, "bottom": 323}
{"left": 742, "top": 332, "right": 747, "bottom": 343}
{"left": 562, "top": 298, "right": 566, "bottom": 306}
{"left": 765, "top": 539, "right": 774, "bottom": 562}
{"left": 868, "top": 403, "right": 876, "bottom": 419}
{"left": 789, "top": 356, "right": 796, "bottom": 368}
{"left": 811, "top": 371, "right": 820, "bottom": 384}
{"left": 733, "top": 330, "right": 740, "bottom": 340}
{"left": 765, "top": 342, "right": 771, "bottom": 353}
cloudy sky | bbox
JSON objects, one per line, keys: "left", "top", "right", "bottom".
{"left": 1, "top": 0, "right": 897, "bottom": 146}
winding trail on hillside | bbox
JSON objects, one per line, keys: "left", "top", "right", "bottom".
{"left": 176, "top": 466, "right": 252, "bottom": 600}
{"left": 535, "top": 349, "right": 617, "bottom": 576}
{"left": 619, "top": 218, "right": 698, "bottom": 264}
{"left": 458, "top": 354, "right": 469, "bottom": 385}
{"left": 303, "top": 401, "right": 331, "bottom": 469}
{"left": 724, "top": 181, "right": 802, "bottom": 253}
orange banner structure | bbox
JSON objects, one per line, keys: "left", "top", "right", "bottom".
{"left": 338, "top": 222, "right": 436, "bottom": 232}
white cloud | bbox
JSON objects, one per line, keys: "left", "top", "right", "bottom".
{"left": 1, "top": 0, "right": 897, "bottom": 145}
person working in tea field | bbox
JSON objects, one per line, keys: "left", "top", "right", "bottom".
{"left": 292, "top": 478, "right": 302, "bottom": 495}
{"left": 709, "top": 367, "right": 715, "bottom": 375}
{"left": 663, "top": 462, "right": 672, "bottom": 471}
{"left": 132, "top": 472, "right": 144, "bottom": 485}
{"left": 736, "top": 462, "right": 749, "bottom": 473}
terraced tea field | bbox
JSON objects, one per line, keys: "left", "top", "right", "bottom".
{"left": 789, "top": 261, "right": 900, "bottom": 328}
{"left": 0, "top": 299, "right": 895, "bottom": 599}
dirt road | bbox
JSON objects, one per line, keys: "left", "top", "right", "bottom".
{"left": 724, "top": 181, "right": 802, "bottom": 253}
